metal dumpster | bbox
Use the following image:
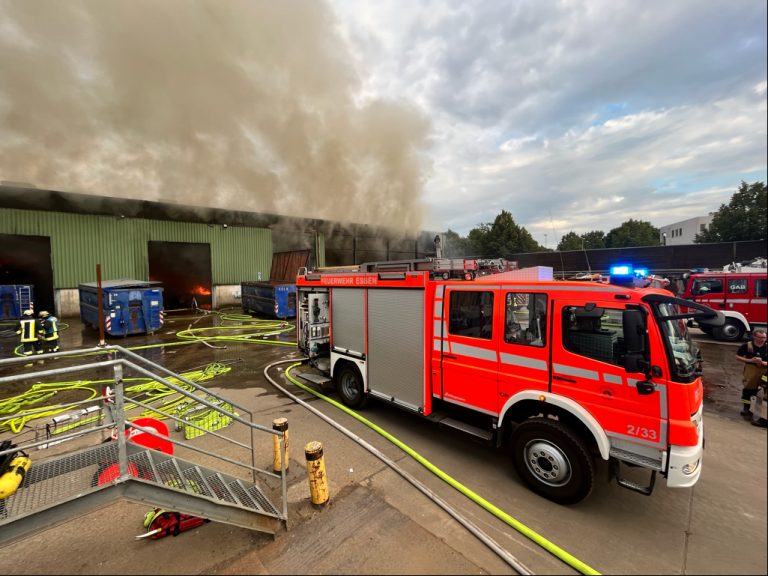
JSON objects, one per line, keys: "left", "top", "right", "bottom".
{"left": 79, "top": 280, "right": 164, "bottom": 336}
{"left": 0, "top": 284, "right": 34, "bottom": 321}
{"left": 241, "top": 250, "right": 310, "bottom": 319}
{"left": 241, "top": 283, "right": 297, "bottom": 319}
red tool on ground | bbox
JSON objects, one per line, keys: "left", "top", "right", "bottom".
{"left": 136, "top": 508, "right": 209, "bottom": 540}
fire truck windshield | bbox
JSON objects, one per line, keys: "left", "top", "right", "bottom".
{"left": 655, "top": 301, "right": 701, "bottom": 381}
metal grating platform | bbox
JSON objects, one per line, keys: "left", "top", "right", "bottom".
{"left": 0, "top": 346, "right": 286, "bottom": 543}
{"left": 1, "top": 442, "right": 280, "bottom": 525}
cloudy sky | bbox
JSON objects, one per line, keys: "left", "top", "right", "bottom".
{"left": 1, "top": 1, "right": 766, "bottom": 245}
{"left": 331, "top": 0, "right": 767, "bottom": 244}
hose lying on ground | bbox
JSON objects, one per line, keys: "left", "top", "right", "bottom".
{"left": 264, "top": 358, "right": 534, "bottom": 575}
{"left": 266, "top": 358, "right": 602, "bottom": 575}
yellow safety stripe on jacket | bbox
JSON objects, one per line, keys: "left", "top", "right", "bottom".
{"left": 41, "top": 319, "right": 59, "bottom": 341}
{"left": 18, "top": 319, "right": 37, "bottom": 343}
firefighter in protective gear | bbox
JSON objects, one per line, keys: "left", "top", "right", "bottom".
{"left": 14, "top": 309, "right": 40, "bottom": 356}
{"left": 38, "top": 310, "right": 60, "bottom": 353}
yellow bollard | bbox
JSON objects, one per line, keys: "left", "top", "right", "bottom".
{"left": 272, "top": 418, "right": 289, "bottom": 473}
{"left": 304, "top": 441, "right": 329, "bottom": 506}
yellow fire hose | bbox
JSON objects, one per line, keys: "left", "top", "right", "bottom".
{"left": 278, "top": 361, "right": 600, "bottom": 576}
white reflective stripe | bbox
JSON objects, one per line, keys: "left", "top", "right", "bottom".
{"left": 658, "top": 382, "right": 668, "bottom": 420}
{"left": 434, "top": 301, "right": 442, "bottom": 318}
{"left": 434, "top": 320, "right": 442, "bottom": 336}
{"left": 450, "top": 285, "right": 501, "bottom": 291}
{"left": 603, "top": 373, "right": 623, "bottom": 385}
{"left": 450, "top": 342, "right": 498, "bottom": 362}
{"left": 751, "top": 298, "right": 767, "bottom": 304}
{"left": 554, "top": 363, "right": 599, "bottom": 381}
{"left": 435, "top": 286, "right": 444, "bottom": 298}
{"left": 494, "top": 284, "right": 621, "bottom": 292}
{"left": 727, "top": 298, "right": 750, "bottom": 303}
{"left": 433, "top": 338, "right": 442, "bottom": 351}
{"left": 500, "top": 352, "right": 547, "bottom": 371}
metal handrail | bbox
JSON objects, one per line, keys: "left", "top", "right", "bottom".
{"left": 0, "top": 346, "right": 288, "bottom": 522}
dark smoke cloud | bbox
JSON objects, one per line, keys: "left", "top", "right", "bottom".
{"left": 0, "top": 0, "right": 430, "bottom": 232}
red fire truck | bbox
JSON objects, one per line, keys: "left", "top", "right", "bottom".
{"left": 681, "top": 268, "right": 767, "bottom": 342}
{"left": 296, "top": 258, "right": 723, "bottom": 504}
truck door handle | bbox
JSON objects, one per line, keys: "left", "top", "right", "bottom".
{"left": 443, "top": 354, "right": 457, "bottom": 359}
{"left": 553, "top": 375, "right": 577, "bottom": 383}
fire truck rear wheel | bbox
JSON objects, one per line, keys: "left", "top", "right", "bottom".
{"left": 335, "top": 363, "right": 368, "bottom": 409}
{"left": 510, "top": 418, "right": 594, "bottom": 505}
{"left": 713, "top": 319, "right": 745, "bottom": 342}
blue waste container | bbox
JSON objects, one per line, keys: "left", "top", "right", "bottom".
{"left": 240, "top": 249, "right": 308, "bottom": 319}
{"left": 79, "top": 280, "right": 164, "bottom": 336}
{"left": 241, "top": 282, "right": 297, "bottom": 319}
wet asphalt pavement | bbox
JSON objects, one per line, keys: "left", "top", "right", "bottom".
{"left": 0, "top": 309, "right": 765, "bottom": 575}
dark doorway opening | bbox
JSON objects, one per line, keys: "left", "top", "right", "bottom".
{"left": 0, "top": 234, "right": 55, "bottom": 316}
{"left": 148, "top": 242, "right": 212, "bottom": 310}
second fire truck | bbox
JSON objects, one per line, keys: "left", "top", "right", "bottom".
{"left": 296, "top": 258, "right": 723, "bottom": 504}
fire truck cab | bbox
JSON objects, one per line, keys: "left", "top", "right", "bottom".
{"left": 296, "top": 259, "right": 723, "bottom": 504}
{"left": 682, "top": 269, "right": 767, "bottom": 342}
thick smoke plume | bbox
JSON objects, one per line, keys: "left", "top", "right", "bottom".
{"left": 0, "top": 0, "right": 430, "bottom": 232}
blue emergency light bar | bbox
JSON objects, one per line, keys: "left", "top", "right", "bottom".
{"left": 610, "top": 265, "right": 632, "bottom": 276}
{"left": 634, "top": 267, "right": 648, "bottom": 277}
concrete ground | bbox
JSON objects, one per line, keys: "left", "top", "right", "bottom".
{"left": 0, "top": 311, "right": 765, "bottom": 575}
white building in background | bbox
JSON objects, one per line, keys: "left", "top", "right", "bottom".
{"left": 659, "top": 214, "right": 715, "bottom": 245}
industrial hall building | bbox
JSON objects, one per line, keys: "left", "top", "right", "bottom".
{"left": 0, "top": 185, "right": 438, "bottom": 318}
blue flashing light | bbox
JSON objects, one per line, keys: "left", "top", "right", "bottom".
{"left": 634, "top": 267, "right": 648, "bottom": 277}
{"left": 610, "top": 265, "right": 632, "bottom": 276}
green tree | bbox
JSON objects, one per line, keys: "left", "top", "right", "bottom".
{"left": 442, "top": 229, "right": 471, "bottom": 257}
{"left": 557, "top": 231, "right": 583, "bottom": 251}
{"left": 581, "top": 230, "right": 606, "bottom": 249}
{"left": 695, "top": 181, "right": 767, "bottom": 243}
{"left": 467, "top": 222, "right": 493, "bottom": 256}
{"left": 466, "top": 210, "right": 543, "bottom": 257}
{"left": 557, "top": 230, "right": 606, "bottom": 251}
{"left": 605, "top": 219, "right": 660, "bottom": 248}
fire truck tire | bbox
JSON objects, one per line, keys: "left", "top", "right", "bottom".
{"left": 335, "top": 363, "right": 368, "bottom": 409}
{"left": 713, "top": 319, "right": 745, "bottom": 342}
{"left": 510, "top": 418, "right": 594, "bottom": 505}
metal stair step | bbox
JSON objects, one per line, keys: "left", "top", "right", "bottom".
{"left": 609, "top": 447, "right": 663, "bottom": 471}
{"left": 155, "top": 457, "right": 187, "bottom": 489}
{"left": 204, "top": 473, "right": 238, "bottom": 505}
{"left": 247, "top": 484, "right": 280, "bottom": 516}
{"left": 183, "top": 466, "right": 215, "bottom": 498}
{"left": 228, "top": 479, "right": 260, "bottom": 510}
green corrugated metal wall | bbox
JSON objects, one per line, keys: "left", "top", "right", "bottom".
{"left": 0, "top": 208, "right": 272, "bottom": 288}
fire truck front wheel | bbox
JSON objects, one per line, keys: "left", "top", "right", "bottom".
{"left": 335, "top": 363, "right": 369, "bottom": 409}
{"left": 511, "top": 419, "right": 594, "bottom": 505}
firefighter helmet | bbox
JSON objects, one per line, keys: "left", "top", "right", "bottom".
{"left": 23, "top": 309, "right": 33, "bottom": 317}
{"left": 39, "top": 310, "right": 49, "bottom": 318}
